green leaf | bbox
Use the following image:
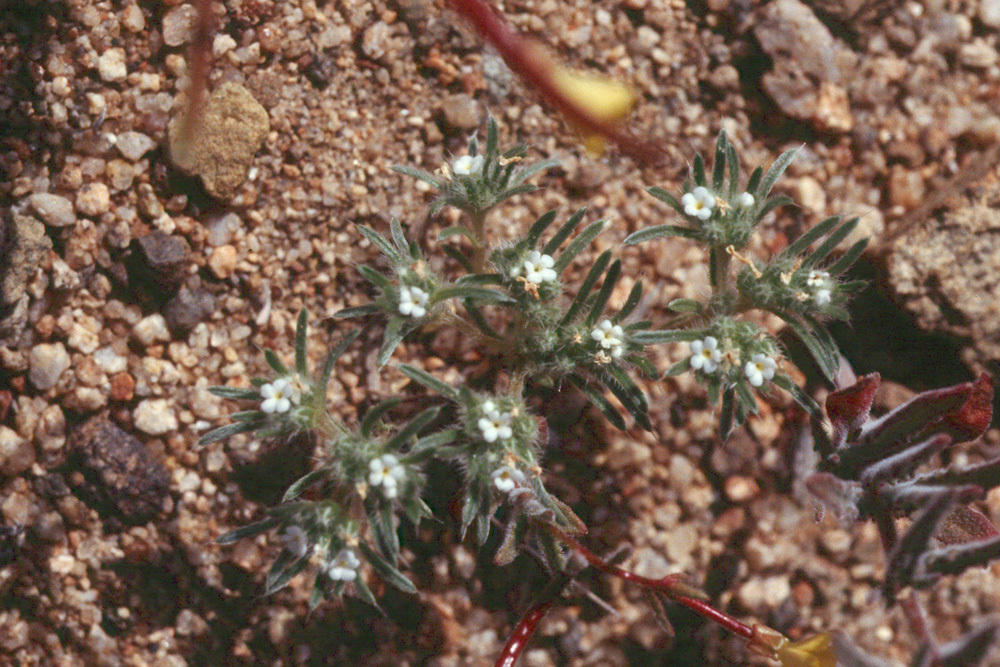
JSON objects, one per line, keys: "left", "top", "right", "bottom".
{"left": 465, "top": 303, "right": 503, "bottom": 340}
{"left": 334, "top": 304, "right": 379, "bottom": 319}
{"left": 663, "top": 359, "right": 690, "bottom": 377}
{"left": 438, "top": 226, "right": 476, "bottom": 242}
{"left": 615, "top": 280, "right": 643, "bottom": 322}
{"left": 309, "top": 576, "right": 328, "bottom": 610}
{"left": 623, "top": 224, "right": 699, "bottom": 246}
{"left": 385, "top": 406, "right": 443, "bottom": 451}
{"left": 827, "top": 238, "right": 869, "bottom": 276}
{"left": 510, "top": 158, "right": 559, "bottom": 187}
{"left": 231, "top": 410, "right": 265, "bottom": 422}
{"left": 726, "top": 139, "right": 740, "bottom": 200}
{"left": 570, "top": 374, "right": 626, "bottom": 430}
{"left": 553, "top": 220, "right": 606, "bottom": 273}
{"left": 283, "top": 468, "right": 328, "bottom": 502}
{"left": 358, "top": 225, "right": 405, "bottom": 265}
{"left": 735, "top": 381, "right": 760, "bottom": 416}
{"left": 560, "top": 250, "right": 612, "bottom": 326}
{"left": 456, "top": 273, "right": 503, "bottom": 286}
{"left": 785, "top": 317, "right": 839, "bottom": 383}
{"left": 630, "top": 329, "right": 704, "bottom": 344}
{"left": 397, "top": 364, "right": 460, "bottom": 401}
{"left": 693, "top": 153, "right": 706, "bottom": 187}
{"left": 757, "top": 146, "right": 798, "bottom": 200}
{"left": 393, "top": 165, "right": 445, "bottom": 189}
{"left": 803, "top": 217, "right": 859, "bottom": 269}
{"left": 377, "top": 317, "right": 409, "bottom": 367}
{"left": 781, "top": 215, "right": 842, "bottom": 258}
{"left": 294, "top": 310, "right": 308, "bottom": 376}
{"left": 585, "top": 259, "right": 621, "bottom": 326}
{"left": 318, "top": 329, "right": 361, "bottom": 392}
{"left": 433, "top": 286, "right": 514, "bottom": 305}
{"left": 360, "top": 398, "right": 402, "bottom": 437}
{"left": 494, "top": 184, "right": 537, "bottom": 202}
{"left": 358, "top": 542, "right": 417, "bottom": 594}
{"left": 772, "top": 373, "right": 820, "bottom": 415}
{"left": 405, "top": 429, "right": 460, "bottom": 462}
{"left": 646, "top": 187, "right": 686, "bottom": 217}
{"left": 719, "top": 385, "right": 736, "bottom": 439}
{"left": 667, "top": 298, "right": 703, "bottom": 314}
{"left": 475, "top": 511, "right": 491, "bottom": 546}
{"left": 390, "top": 218, "right": 410, "bottom": 257}
{"left": 746, "top": 166, "right": 763, "bottom": 195}
{"left": 712, "top": 131, "right": 727, "bottom": 192}
{"left": 352, "top": 571, "right": 382, "bottom": 610}
{"left": 208, "top": 386, "right": 260, "bottom": 400}
{"left": 441, "top": 244, "right": 474, "bottom": 272}
{"left": 217, "top": 517, "right": 279, "bottom": 544}
{"left": 198, "top": 419, "right": 263, "bottom": 445}
{"left": 630, "top": 356, "right": 658, "bottom": 378}
{"left": 265, "top": 551, "right": 309, "bottom": 595}
{"left": 543, "top": 207, "right": 588, "bottom": 256}
{"left": 356, "top": 264, "right": 394, "bottom": 293}
{"left": 368, "top": 501, "right": 400, "bottom": 563}
{"left": 264, "top": 349, "right": 289, "bottom": 375}
{"left": 605, "top": 365, "right": 651, "bottom": 430}
{"left": 755, "top": 195, "right": 793, "bottom": 223}
{"left": 525, "top": 210, "right": 558, "bottom": 247}
{"left": 486, "top": 116, "right": 499, "bottom": 157}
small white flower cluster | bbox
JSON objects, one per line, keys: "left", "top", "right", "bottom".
{"left": 591, "top": 319, "right": 625, "bottom": 359}
{"left": 368, "top": 454, "right": 406, "bottom": 499}
{"left": 260, "top": 377, "right": 302, "bottom": 414}
{"left": 744, "top": 353, "right": 777, "bottom": 387}
{"left": 398, "top": 285, "right": 429, "bottom": 318}
{"left": 478, "top": 400, "right": 513, "bottom": 443}
{"left": 689, "top": 336, "right": 722, "bottom": 373}
{"left": 452, "top": 154, "right": 484, "bottom": 176}
{"left": 806, "top": 269, "right": 832, "bottom": 306}
{"left": 682, "top": 186, "right": 715, "bottom": 220}
{"left": 327, "top": 548, "right": 361, "bottom": 582}
{"left": 737, "top": 192, "right": 755, "bottom": 208}
{"left": 512, "top": 250, "right": 557, "bottom": 285}
{"left": 491, "top": 465, "right": 525, "bottom": 493}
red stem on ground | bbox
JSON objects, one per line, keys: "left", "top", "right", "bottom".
{"left": 494, "top": 600, "right": 555, "bottom": 667}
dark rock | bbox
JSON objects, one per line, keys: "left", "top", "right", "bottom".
{"left": 68, "top": 417, "right": 170, "bottom": 527}
{"left": 163, "top": 285, "right": 216, "bottom": 335}
{"left": 130, "top": 231, "right": 191, "bottom": 293}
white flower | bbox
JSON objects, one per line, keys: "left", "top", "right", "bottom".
{"left": 737, "top": 192, "right": 755, "bottom": 208}
{"left": 521, "top": 251, "right": 557, "bottom": 284}
{"left": 327, "top": 549, "right": 361, "bottom": 582}
{"left": 806, "top": 270, "right": 832, "bottom": 306}
{"left": 744, "top": 353, "right": 777, "bottom": 387}
{"left": 681, "top": 186, "right": 715, "bottom": 220}
{"left": 492, "top": 465, "right": 526, "bottom": 493}
{"left": 591, "top": 319, "right": 625, "bottom": 359}
{"left": 452, "top": 154, "right": 484, "bottom": 176}
{"left": 260, "top": 378, "right": 299, "bottom": 414}
{"left": 368, "top": 454, "right": 407, "bottom": 499}
{"left": 689, "top": 336, "right": 722, "bottom": 373}
{"left": 398, "top": 285, "right": 429, "bottom": 318}
{"left": 478, "top": 405, "right": 513, "bottom": 443}
{"left": 281, "top": 525, "right": 309, "bottom": 557}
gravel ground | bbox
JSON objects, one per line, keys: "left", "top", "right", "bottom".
{"left": 2, "top": 0, "right": 1000, "bottom": 665}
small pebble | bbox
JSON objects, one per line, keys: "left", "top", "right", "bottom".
{"left": 122, "top": 3, "right": 146, "bottom": 32}
{"left": 724, "top": 476, "right": 760, "bottom": 503}
{"left": 163, "top": 286, "right": 216, "bottom": 334}
{"left": 208, "top": 245, "right": 238, "bottom": 279}
{"left": 133, "top": 399, "right": 179, "bottom": 435}
{"left": 441, "top": 94, "right": 480, "bottom": 130}
{"left": 110, "top": 373, "right": 136, "bottom": 402}
{"left": 29, "top": 343, "right": 70, "bottom": 391}
{"left": 132, "top": 314, "right": 171, "bottom": 346}
{"left": 106, "top": 160, "right": 135, "bottom": 192}
{"left": 75, "top": 183, "right": 111, "bottom": 217}
{"left": 0, "top": 425, "right": 33, "bottom": 477}
{"left": 97, "top": 48, "right": 128, "bottom": 82}
{"left": 115, "top": 131, "right": 157, "bottom": 162}
{"left": 981, "top": 0, "right": 1000, "bottom": 28}
{"left": 162, "top": 4, "right": 198, "bottom": 47}
{"left": 28, "top": 193, "right": 76, "bottom": 227}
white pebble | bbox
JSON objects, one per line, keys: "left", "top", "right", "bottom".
{"left": 97, "top": 48, "right": 128, "bottom": 82}
{"left": 29, "top": 343, "right": 70, "bottom": 390}
{"left": 133, "top": 399, "right": 179, "bottom": 435}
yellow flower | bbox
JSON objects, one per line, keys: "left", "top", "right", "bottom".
{"left": 777, "top": 633, "right": 837, "bottom": 667}
{"left": 549, "top": 64, "right": 637, "bottom": 153}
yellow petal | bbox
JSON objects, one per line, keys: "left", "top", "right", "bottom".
{"left": 549, "top": 65, "right": 638, "bottom": 124}
{"left": 777, "top": 633, "right": 837, "bottom": 667}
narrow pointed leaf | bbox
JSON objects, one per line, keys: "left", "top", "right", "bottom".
{"left": 264, "top": 349, "right": 289, "bottom": 376}
{"left": 560, "top": 250, "right": 611, "bottom": 326}
{"left": 667, "top": 298, "right": 702, "bottom": 313}
{"left": 624, "top": 224, "right": 699, "bottom": 246}
{"left": 352, "top": 571, "right": 382, "bottom": 610}
{"left": 585, "top": 260, "right": 621, "bottom": 326}
{"left": 358, "top": 225, "right": 405, "bottom": 265}
{"left": 318, "top": 329, "right": 361, "bottom": 391}
{"left": 389, "top": 218, "right": 410, "bottom": 256}
{"left": 369, "top": 502, "right": 400, "bottom": 563}
{"left": 827, "top": 238, "right": 869, "bottom": 276}
{"left": 282, "top": 468, "right": 329, "bottom": 502}
{"left": 803, "top": 217, "right": 859, "bottom": 269}
{"left": 199, "top": 420, "right": 264, "bottom": 445}
{"left": 433, "top": 286, "right": 514, "bottom": 305}
{"left": 208, "top": 386, "right": 261, "bottom": 400}
{"left": 377, "top": 317, "right": 409, "bottom": 367}
{"left": 356, "top": 264, "right": 394, "bottom": 293}
{"left": 615, "top": 280, "right": 643, "bottom": 322}
{"left": 781, "top": 216, "right": 842, "bottom": 259}
{"left": 553, "top": 220, "right": 606, "bottom": 272}
{"left": 392, "top": 164, "right": 445, "bottom": 189}
{"left": 405, "top": 429, "right": 460, "bottom": 462}
{"left": 438, "top": 226, "right": 476, "bottom": 242}
{"left": 335, "top": 304, "right": 379, "bottom": 319}
{"left": 693, "top": 153, "right": 706, "bottom": 187}
{"left": 397, "top": 364, "right": 459, "bottom": 401}
{"left": 510, "top": 158, "right": 558, "bottom": 187}
{"left": 646, "top": 186, "right": 686, "bottom": 216}
{"left": 925, "top": 534, "right": 1000, "bottom": 577}
{"left": 265, "top": 552, "right": 309, "bottom": 595}
{"left": 726, "top": 139, "right": 739, "bottom": 200}
{"left": 712, "top": 131, "right": 727, "bottom": 192}
{"left": 441, "top": 244, "right": 474, "bottom": 272}
{"left": 360, "top": 398, "right": 403, "bottom": 437}
{"left": 543, "top": 207, "right": 587, "bottom": 255}
{"left": 358, "top": 542, "right": 416, "bottom": 594}
{"left": 569, "top": 374, "right": 626, "bottom": 430}
{"left": 631, "top": 329, "right": 705, "bottom": 344}
{"left": 385, "top": 406, "right": 442, "bottom": 450}
{"left": 772, "top": 373, "right": 821, "bottom": 416}
{"left": 745, "top": 165, "right": 763, "bottom": 196}
{"left": 217, "top": 517, "right": 280, "bottom": 544}
{"left": 525, "top": 210, "right": 558, "bottom": 247}
{"left": 758, "top": 146, "right": 798, "bottom": 200}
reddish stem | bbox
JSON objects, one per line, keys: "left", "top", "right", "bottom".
{"left": 444, "top": 0, "right": 659, "bottom": 164}
{"left": 494, "top": 600, "right": 554, "bottom": 667}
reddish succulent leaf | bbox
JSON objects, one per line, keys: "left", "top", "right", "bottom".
{"left": 940, "top": 373, "right": 994, "bottom": 443}
{"left": 826, "top": 373, "right": 879, "bottom": 446}
{"left": 936, "top": 505, "right": 1000, "bottom": 546}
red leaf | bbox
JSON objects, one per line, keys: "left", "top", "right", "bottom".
{"left": 937, "top": 505, "right": 1000, "bottom": 545}
{"left": 826, "top": 373, "right": 880, "bottom": 444}
{"left": 941, "top": 374, "right": 994, "bottom": 443}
